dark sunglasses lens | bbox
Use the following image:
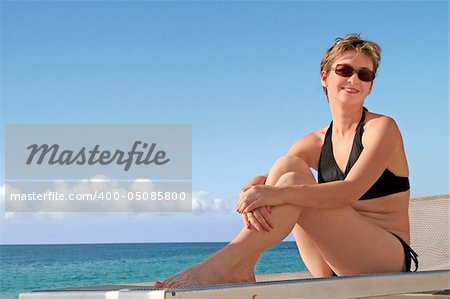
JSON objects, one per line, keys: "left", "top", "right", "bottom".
{"left": 358, "top": 70, "right": 375, "bottom": 82}
{"left": 335, "top": 65, "right": 354, "bottom": 77}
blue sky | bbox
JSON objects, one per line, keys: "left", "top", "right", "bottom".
{"left": 0, "top": 1, "right": 448, "bottom": 244}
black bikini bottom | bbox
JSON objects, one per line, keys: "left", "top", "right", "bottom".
{"left": 331, "top": 233, "right": 419, "bottom": 276}
{"left": 391, "top": 233, "right": 419, "bottom": 272}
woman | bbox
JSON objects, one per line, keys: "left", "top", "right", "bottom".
{"left": 155, "top": 34, "right": 418, "bottom": 289}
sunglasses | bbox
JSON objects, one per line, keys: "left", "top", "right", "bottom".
{"left": 333, "top": 64, "right": 375, "bottom": 82}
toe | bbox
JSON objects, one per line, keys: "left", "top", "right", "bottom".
{"left": 154, "top": 281, "right": 163, "bottom": 288}
{"left": 166, "top": 279, "right": 182, "bottom": 289}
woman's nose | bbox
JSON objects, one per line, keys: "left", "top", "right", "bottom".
{"left": 347, "top": 72, "right": 360, "bottom": 83}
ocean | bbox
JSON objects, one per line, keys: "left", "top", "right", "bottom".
{"left": 0, "top": 241, "right": 307, "bottom": 299}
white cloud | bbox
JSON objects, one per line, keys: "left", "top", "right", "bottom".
{"left": 192, "top": 190, "right": 232, "bottom": 213}
{"left": 0, "top": 184, "right": 19, "bottom": 219}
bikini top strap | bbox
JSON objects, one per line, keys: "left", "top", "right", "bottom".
{"left": 343, "top": 107, "right": 367, "bottom": 175}
{"left": 358, "top": 107, "right": 368, "bottom": 130}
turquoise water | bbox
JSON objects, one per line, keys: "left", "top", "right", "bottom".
{"left": 1, "top": 242, "right": 306, "bottom": 299}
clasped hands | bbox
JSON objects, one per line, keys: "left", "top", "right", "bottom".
{"left": 237, "top": 175, "right": 283, "bottom": 232}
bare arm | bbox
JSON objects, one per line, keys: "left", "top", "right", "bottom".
{"left": 238, "top": 117, "right": 404, "bottom": 212}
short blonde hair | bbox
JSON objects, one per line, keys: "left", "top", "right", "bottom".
{"left": 321, "top": 34, "right": 382, "bottom": 96}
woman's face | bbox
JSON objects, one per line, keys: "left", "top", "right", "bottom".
{"left": 321, "top": 50, "right": 374, "bottom": 105}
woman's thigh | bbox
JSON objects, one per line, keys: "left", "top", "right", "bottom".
{"left": 292, "top": 224, "right": 335, "bottom": 277}
{"left": 297, "top": 206, "right": 405, "bottom": 275}
{"left": 268, "top": 156, "right": 335, "bottom": 276}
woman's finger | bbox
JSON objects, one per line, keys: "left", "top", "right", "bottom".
{"left": 237, "top": 188, "right": 253, "bottom": 211}
{"left": 237, "top": 189, "right": 249, "bottom": 212}
{"left": 252, "top": 209, "right": 271, "bottom": 232}
{"left": 244, "top": 200, "right": 261, "bottom": 213}
{"left": 236, "top": 197, "right": 242, "bottom": 213}
{"left": 237, "top": 193, "right": 244, "bottom": 213}
{"left": 242, "top": 212, "right": 250, "bottom": 229}
{"left": 260, "top": 207, "right": 274, "bottom": 229}
{"left": 238, "top": 202, "right": 246, "bottom": 214}
{"left": 247, "top": 212, "right": 262, "bottom": 232}
{"left": 237, "top": 194, "right": 249, "bottom": 213}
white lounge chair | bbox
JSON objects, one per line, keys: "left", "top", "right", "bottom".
{"left": 19, "top": 195, "right": 450, "bottom": 299}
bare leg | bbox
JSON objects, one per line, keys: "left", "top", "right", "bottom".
{"left": 155, "top": 155, "right": 405, "bottom": 288}
{"left": 155, "top": 199, "right": 302, "bottom": 288}
{"left": 292, "top": 224, "right": 335, "bottom": 277}
{"left": 275, "top": 157, "right": 336, "bottom": 277}
{"left": 155, "top": 156, "right": 306, "bottom": 288}
{"left": 265, "top": 156, "right": 335, "bottom": 277}
{"left": 225, "top": 156, "right": 320, "bottom": 279}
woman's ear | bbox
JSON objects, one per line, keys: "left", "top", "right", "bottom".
{"left": 320, "top": 71, "right": 328, "bottom": 88}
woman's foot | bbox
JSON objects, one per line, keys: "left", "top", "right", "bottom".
{"left": 154, "top": 262, "right": 255, "bottom": 289}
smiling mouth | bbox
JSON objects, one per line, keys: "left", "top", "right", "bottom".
{"left": 342, "top": 87, "right": 359, "bottom": 93}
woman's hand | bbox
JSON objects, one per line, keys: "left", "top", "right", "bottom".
{"left": 239, "top": 175, "right": 273, "bottom": 232}
{"left": 242, "top": 206, "right": 273, "bottom": 232}
{"left": 238, "top": 185, "right": 283, "bottom": 214}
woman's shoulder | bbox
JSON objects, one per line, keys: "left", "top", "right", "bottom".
{"left": 364, "top": 111, "right": 400, "bottom": 134}
{"left": 365, "top": 111, "right": 397, "bottom": 124}
{"left": 363, "top": 111, "right": 403, "bottom": 148}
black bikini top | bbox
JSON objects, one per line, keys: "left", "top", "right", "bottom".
{"left": 318, "top": 108, "right": 410, "bottom": 200}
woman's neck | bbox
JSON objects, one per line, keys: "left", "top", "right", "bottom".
{"left": 329, "top": 104, "right": 363, "bottom": 138}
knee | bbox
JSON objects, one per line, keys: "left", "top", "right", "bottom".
{"left": 272, "top": 155, "right": 310, "bottom": 174}
{"left": 267, "top": 155, "right": 316, "bottom": 187}
{"left": 276, "top": 172, "right": 313, "bottom": 186}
